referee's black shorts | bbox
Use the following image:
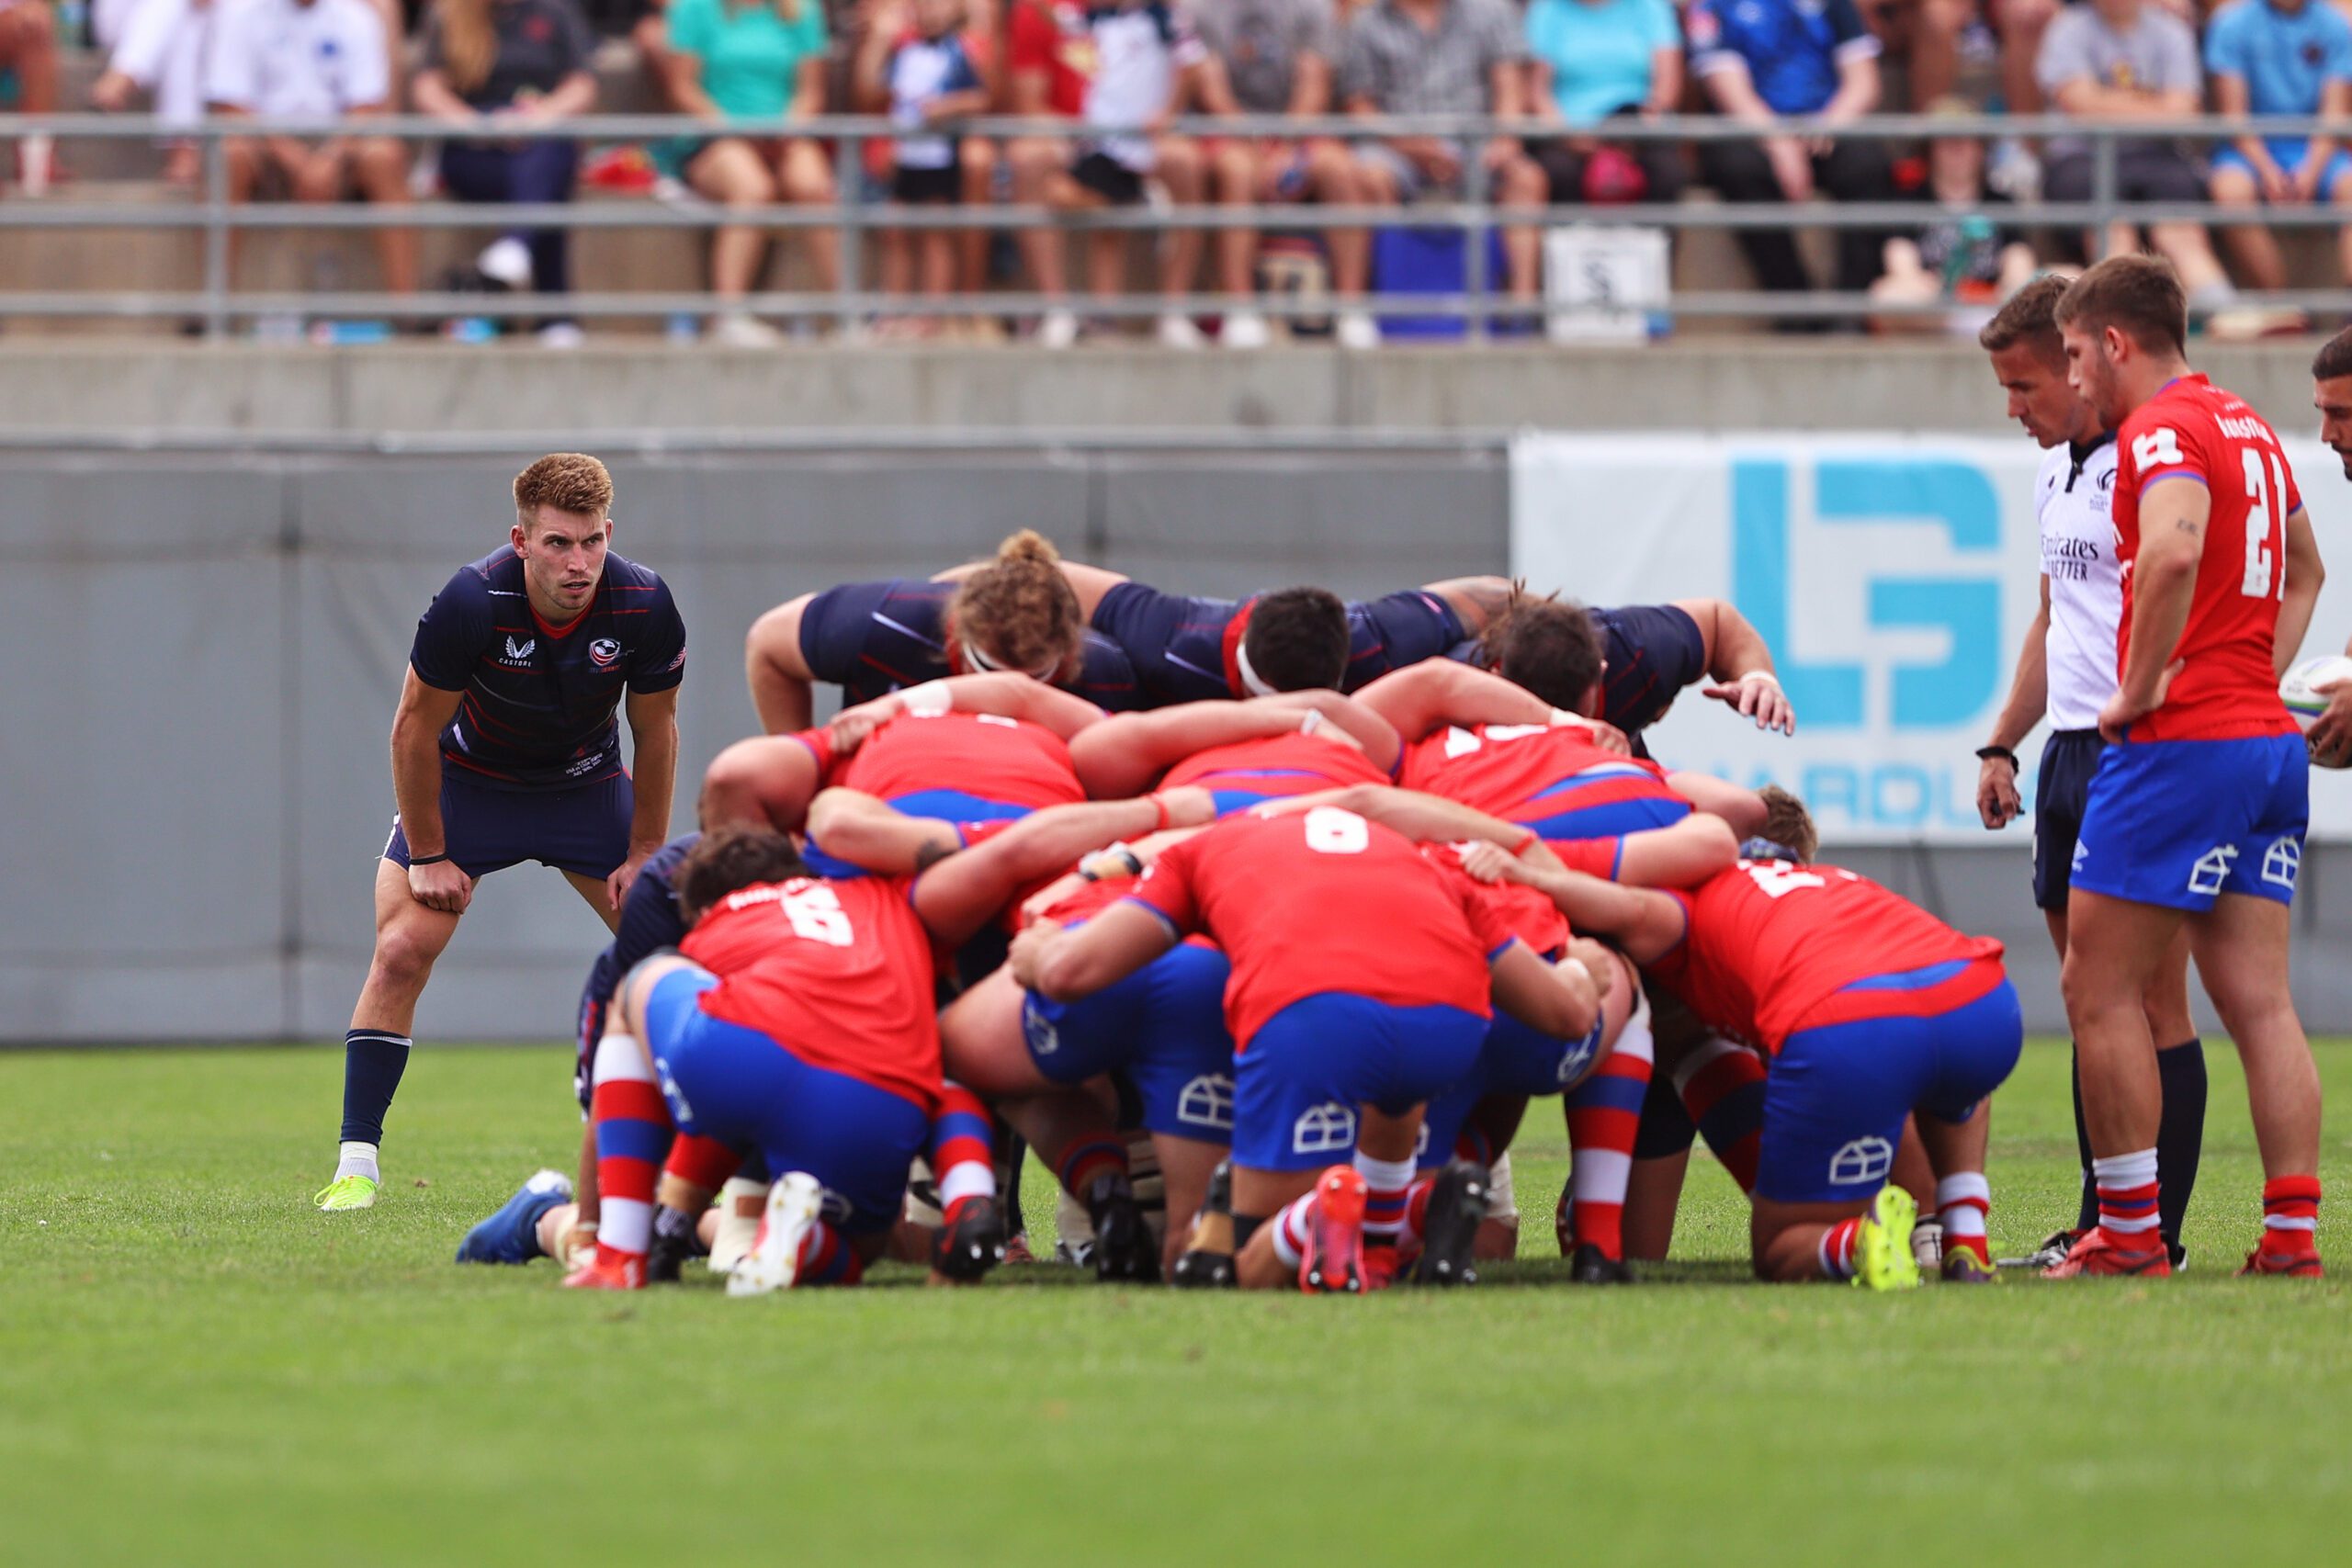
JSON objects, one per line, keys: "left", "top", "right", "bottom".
{"left": 2032, "top": 728, "right": 2108, "bottom": 912}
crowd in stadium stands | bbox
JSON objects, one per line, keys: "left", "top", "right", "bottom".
{"left": 6, "top": 0, "right": 2352, "bottom": 341}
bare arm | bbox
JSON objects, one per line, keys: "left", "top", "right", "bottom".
{"left": 1260, "top": 784, "right": 1542, "bottom": 855}
{"left": 1502, "top": 858, "right": 1689, "bottom": 964}
{"left": 1662, "top": 773, "right": 1769, "bottom": 837}
{"left": 1679, "top": 596, "right": 1796, "bottom": 734}
{"left": 1816, "top": 51, "right": 1878, "bottom": 123}
{"left": 1487, "top": 941, "right": 1600, "bottom": 1042}
{"left": 2277, "top": 505, "right": 2324, "bottom": 679}
{"left": 1645, "top": 46, "right": 1682, "bottom": 116}
{"left": 1069, "top": 693, "right": 1396, "bottom": 797}
{"left": 913, "top": 791, "right": 1214, "bottom": 950}
{"left": 804, "top": 787, "right": 967, "bottom": 876}
{"left": 1016, "top": 902, "right": 1181, "bottom": 1002}
{"left": 745, "top": 592, "right": 816, "bottom": 734}
{"left": 699, "top": 733, "right": 826, "bottom": 832}
{"left": 831, "top": 673, "right": 1107, "bottom": 747}
{"left": 1420, "top": 574, "right": 1517, "bottom": 637}
{"left": 528, "top": 71, "right": 599, "bottom": 119}
{"left": 1611, "top": 813, "right": 1740, "bottom": 888}
{"left": 2101, "top": 477, "right": 2208, "bottom": 740}
{"left": 1351, "top": 660, "right": 1552, "bottom": 740}
{"left": 391, "top": 672, "right": 469, "bottom": 911}
{"left": 410, "top": 69, "right": 481, "bottom": 124}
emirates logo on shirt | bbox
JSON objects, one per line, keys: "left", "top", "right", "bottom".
{"left": 589, "top": 637, "right": 622, "bottom": 668}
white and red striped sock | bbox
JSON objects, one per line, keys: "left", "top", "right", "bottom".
{"left": 1817, "top": 1216, "right": 1861, "bottom": 1280}
{"left": 1353, "top": 1153, "right": 1414, "bottom": 1248}
{"left": 2092, "top": 1149, "right": 2161, "bottom": 1243}
{"left": 1269, "top": 1190, "right": 1318, "bottom": 1269}
{"left": 1937, "top": 1172, "right": 1991, "bottom": 1265}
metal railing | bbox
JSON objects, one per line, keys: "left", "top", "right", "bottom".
{"left": 5, "top": 110, "right": 2351, "bottom": 337}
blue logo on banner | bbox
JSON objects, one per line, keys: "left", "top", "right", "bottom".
{"left": 1731, "top": 457, "right": 2003, "bottom": 730}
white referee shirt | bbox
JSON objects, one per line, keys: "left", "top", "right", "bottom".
{"left": 2036, "top": 432, "right": 2122, "bottom": 733}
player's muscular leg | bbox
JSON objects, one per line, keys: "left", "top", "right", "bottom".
{"left": 1623, "top": 1150, "right": 1690, "bottom": 1262}
{"left": 349, "top": 859, "right": 463, "bottom": 1037}
{"left": 1914, "top": 1104, "right": 1991, "bottom": 1188}
{"left": 2142, "top": 925, "right": 2197, "bottom": 1047}
{"left": 938, "top": 970, "right": 1058, "bottom": 1097}
{"left": 1153, "top": 1134, "right": 1226, "bottom": 1275}
{"left": 1749, "top": 1195, "right": 1871, "bottom": 1282}
{"left": 2061, "top": 890, "right": 2183, "bottom": 1155}
{"left": 2190, "top": 895, "right": 2322, "bottom": 1176}
{"left": 560, "top": 871, "right": 626, "bottom": 936}
{"left": 1233, "top": 1165, "right": 1322, "bottom": 1288}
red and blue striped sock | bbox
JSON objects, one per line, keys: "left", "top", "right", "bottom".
{"left": 930, "top": 1081, "right": 998, "bottom": 1223}
{"left": 1353, "top": 1152, "right": 1415, "bottom": 1247}
{"left": 1937, "top": 1172, "right": 1991, "bottom": 1266}
{"left": 1817, "top": 1216, "right": 1861, "bottom": 1280}
{"left": 2262, "top": 1174, "right": 2322, "bottom": 1256}
{"left": 1675, "top": 1037, "right": 1767, "bottom": 1195}
{"left": 1055, "top": 1133, "right": 1129, "bottom": 1201}
{"left": 589, "top": 1030, "right": 673, "bottom": 1269}
{"left": 2091, "top": 1149, "right": 2161, "bottom": 1247}
{"left": 1565, "top": 1025, "right": 1654, "bottom": 1260}
{"left": 794, "top": 1220, "right": 865, "bottom": 1286}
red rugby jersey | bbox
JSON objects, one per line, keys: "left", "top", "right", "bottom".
{"left": 1125, "top": 807, "right": 1510, "bottom": 1045}
{"left": 1645, "top": 859, "right": 2005, "bottom": 1052}
{"left": 1420, "top": 843, "right": 1571, "bottom": 955}
{"left": 682, "top": 875, "right": 944, "bottom": 1111}
{"left": 1159, "top": 730, "right": 1393, "bottom": 799}
{"left": 1399, "top": 723, "right": 1678, "bottom": 824}
{"left": 830, "top": 710, "right": 1085, "bottom": 807}
{"left": 2113, "top": 374, "right": 2303, "bottom": 742}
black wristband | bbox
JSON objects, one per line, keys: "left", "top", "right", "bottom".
{"left": 1974, "top": 746, "right": 2018, "bottom": 768}
{"left": 407, "top": 852, "right": 452, "bottom": 867}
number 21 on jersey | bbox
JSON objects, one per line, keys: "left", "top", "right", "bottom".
{"left": 2240, "top": 446, "right": 2287, "bottom": 602}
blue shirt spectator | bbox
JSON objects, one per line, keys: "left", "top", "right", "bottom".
{"left": 1687, "top": 0, "right": 1878, "bottom": 117}
{"left": 2206, "top": 0, "right": 2352, "bottom": 167}
{"left": 1524, "top": 0, "right": 1680, "bottom": 128}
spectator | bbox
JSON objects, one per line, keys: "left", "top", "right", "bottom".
{"left": 1523, "top": 0, "right": 1687, "bottom": 212}
{"left": 90, "top": 0, "right": 214, "bottom": 185}
{"left": 1191, "top": 0, "right": 1365, "bottom": 346}
{"left": 854, "top": 0, "right": 993, "bottom": 334}
{"left": 1853, "top": 0, "right": 1978, "bottom": 112}
{"left": 1867, "top": 97, "right": 2036, "bottom": 333}
{"left": 205, "top": 0, "right": 419, "bottom": 304}
{"left": 0, "top": 0, "right": 58, "bottom": 193}
{"left": 1687, "top": 0, "right": 1894, "bottom": 319}
{"left": 662, "top": 0, "right": 841, "bottom": 344}
{"left": 1339, "top": 0, "right": 1547, "bottom": 309}
{"left": 414, "top": 0, "right": 600, "bottom": 345}
{"left": 2036, "top": 0, "right": 2242, "bottom": 322}
{"left": 1005, "top": 0, "right": 1221, "bottom": 349}
{"left": 2205, "top": 0, "right": 2352, "bottom": 321}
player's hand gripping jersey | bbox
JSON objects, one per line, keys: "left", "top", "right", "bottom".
{"left": 1647, "top": 858, "right": 2006, "bottom": 1051}
{"left": 679, "top": 875, "right": 947, "bottom": 1112}
{"left": 409, "top": 549, "right": 686, "bottom": 788}
{"left": 2113, "top": 375, "right": 2303, "bottom": 742}
{"left": 1399, "top": 722, "right": 1692, "bottom": 841}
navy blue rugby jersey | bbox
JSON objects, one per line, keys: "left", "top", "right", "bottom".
{"left": 797, "top": 577, "right": 1143, "bottom": 711}
{"left": 410, "top": 548, "right": 686, "bottom": 791}
{"left": 1090, "top": 583, "right": 1467, "bottom": 705}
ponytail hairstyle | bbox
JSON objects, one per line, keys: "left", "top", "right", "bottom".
{"left": 945, "top": 529, "right": 1086, "bottom": 682}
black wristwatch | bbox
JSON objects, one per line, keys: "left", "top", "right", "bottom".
{"left": 1974, "top": 745, "right": 2018, "bottom": 768}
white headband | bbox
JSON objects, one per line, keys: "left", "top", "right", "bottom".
{"left": 963, "top": 640, "right": 1057, "bottom": 682}
{"left": 1235, "top": 640, "right": 1279, "bottom": 699}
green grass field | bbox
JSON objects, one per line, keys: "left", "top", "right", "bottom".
{"left": 4, "top": 1039, "right": 2347, "bottom": 1568}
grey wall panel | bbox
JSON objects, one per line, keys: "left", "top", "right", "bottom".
{"left": 1096, "top": 453, "right": 1510, "bottom": 594}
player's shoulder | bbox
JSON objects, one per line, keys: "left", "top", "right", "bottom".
{"left": 601, "top": 549, "right": 667, "bottom": 590}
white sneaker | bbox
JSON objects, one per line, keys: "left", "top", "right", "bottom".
{"left": 709, "top": 311, "right": 782, "bottom": 348}
{"left": 727, "top": 1171, "right": 825, "bottom": 1296}
{"left": 707, "top": 1177, "right": 769, "bottom": 1274}
{"left": 1221, "top": 309, "right": 1271, "bottom": 350}
{"left": 536, "top": 321, "right": 586, "bottom": 349}
{"left": 476, "top": 236, "right": 533, "bottom": 290}
{"left": 1037, "top": 308, "right": 1081, "bottom": 349}
{"left": 1156, "top": 311, "right": 1206, "bottom": 349}
{"left": 1335, "top": 309, "right": 1381, "bottom": 351}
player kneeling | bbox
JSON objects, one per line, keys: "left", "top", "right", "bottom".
{"left": 1485, "top": 787, "right": 2023, "bottom": 1289}
{"left": 1012, "top": 803, "right": 1598, "bottom": 1293}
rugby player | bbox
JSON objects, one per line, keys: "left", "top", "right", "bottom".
{"left": 2048, "top": 256, "right": 2327, "bottom": 1278}
{"left": 569, "top": 782, "right": 1211, "bottom": 1290}
{"left": 318, "top": 455, "right": 685, "bottom": 1213}
{"left": 742, "top": 530, "right": 1141, "bottom": 733}
{"left": 1068, "top": 690, "right": 1400, "bottom": 807}
{"left": 1014, "top": 800, "right": 1601, "bottom": 1292}
{"left": 1975, "top": 276, "right": 2230, "bottom": 1269}
{"left": 1486, "top": 788, "right": 2023, "bottom": 1288}
{"left": 2300, "top": 326, "right": 2352, "bottom": 764}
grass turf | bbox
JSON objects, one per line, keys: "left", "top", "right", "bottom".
{"left": 3, "top": 1039, "right": 2347, "bottom": 1567}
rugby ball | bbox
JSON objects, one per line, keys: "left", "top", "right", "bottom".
{"left": 2282, "top": 655, "right": 2352, "bottom": 764}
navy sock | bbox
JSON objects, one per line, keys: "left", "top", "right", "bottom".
{"left": 2069, "top": 1044, "right": 2098, "bottom": 1233}
{"left": 341, "top": 1030, "right": 413, "bottom": 1146}
{"left": 2154, "top": 1037, "right": 2208, "bottom": 1249}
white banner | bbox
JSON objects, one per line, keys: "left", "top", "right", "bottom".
{"left": 1510, "top": 432, "right": 2352, "bottom": 844}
